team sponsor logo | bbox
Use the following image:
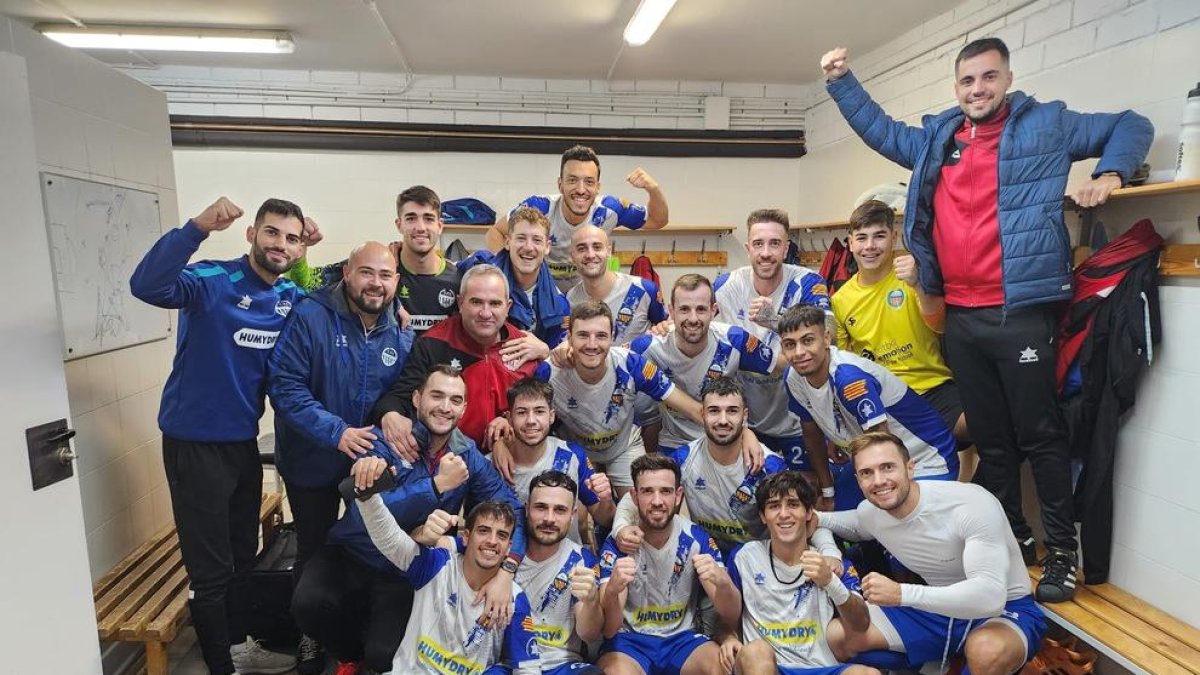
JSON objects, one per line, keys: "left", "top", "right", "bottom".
{"left": 632, "top": 603, "right": 687, "bottom": 627}
{"left": 758, "top": 619, "right": 819, "bottom": 645}
{"left": 438, "top": 288, "right": 456, "bottom": 308}
{"left": 886, "top": 288, "right": 905, "bottom": 309}
{"left": 812, "top": 283, "right": 829, "bottom": 297}
{"left": 841, "top": 379, "right": 869, "bottom": 400}
{"left": 381, "top": 347, "right": 399, "bottom": 367}
{"left": 410, "top": 314, "right": 443, "bottom": 331}
{"left": 416, "top": 635, "right": 482, "bottom": 675}
{"left": 526, "top": 636, "right": 541, "bottom": 657}
{"left": 237, "top": 294, "right": 252, "bottom": 310}
{"left": 233, "top": 328, "right": 279, "bottom": 349}
{"left": 274, "top": 300, "right": 292, "bottom": 317}
{"left": 531, "top": 624, "right": 568, "bottom": 647}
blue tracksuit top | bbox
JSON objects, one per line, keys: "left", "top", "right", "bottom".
{"left": 267, "top": 283, "right": 415, "bottom": 488}
{"left": 131, "top": 220, "right": 306, "bottom": 443}
{"left": 327, "top": 428, "right": 526, "bottom": 573}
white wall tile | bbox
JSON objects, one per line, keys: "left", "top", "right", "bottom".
{"left": 80, "top": 454, "right": 131, "bottom": 533}
{"left": 455, "top": 110, "right": 501, "bottom": 125}
{"left": 1043, "top": 24, "right": 1098, "bottom": 66}
{"left": 168, "top": 102, "right": 216, "bottom": 116}
{"left": 1094, "top": 2, "right": 1160, "bottom": 49}
{"left": 501, "top": 77, "right": 546, "bottom": 92}
{"left": 411, "top": 74, "right": 456, "bottom": 89}
{"left": 214, "top": 103, "right": 265, "bottom": 117}
{"left": 679, "top": 80, "right": 723, "bottom": 95}
{"left": 722, "top": 82, "right": 766, "bottom": 98}
{"left": 312, "top": 70, "right": 360, "bottom": 85}
{"left": 1024, "top": 1, "right": 1075, "bottom": 43}
{"left": 455, "top": 75, "right": 501, "bottom": 90}
{"left": 1158, "top": 0, "right": 1200, "bottom": 29}
{"left": 361, "top": 107, "right": 409, "bottom": 123}
{"left": 86, "top": 512, "right": 134, "bottom": 581}
{"left": 313, "top": 106, "right": 361, "bottom": 121}
{"left": 545, "top": 79, "right": 591, "bottom": 93}
{"left": 263, "top": 104, "right": 315, "bottom": 119}
{"left": 590, "top": 114, "right": 635, "bottom": 128}
{"left": 635, "top": 80, "right": 679, "bottom": 93}
{"left": 360, "top": 71, "right": 410, "bottom": 87}
{"left": 1072, "top": 0, "right": 1130, "bottom": 25}
{"left": 408, "top": 109, "right": 455, "bottom": 124}
{"left": 259, "top": 68, "right": 311, "bottom": 83}
{"left": 545, "top": 113, "right": 590, "bottom": 127}
{"left": 500, "top": 111, "right": 546, "bottom": 126}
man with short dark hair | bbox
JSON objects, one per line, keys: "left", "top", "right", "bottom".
{"left": 820, "top": 37, "right": 1153, "bottom": 600}
{"left": 816, "top": 432, "right": 1046, "bottom": 675}
{"left": 295, "top": 365, "right": 526, "bottom": 674}
{"left": 834, "top": 200, "right": 968, "bottom": 447}
{"left": 597, "top": 455, "right": 741, "bottom": 675}
{"left": 130, "top": 196, "right": 320, "bottom": 675}
{"left": 723, "top": 471, "right": 876, "bottom": 675}
{"left": 777, "top": 305, "right": 958, "bottom": 509}
{"left": 488, "top": 144, "right": 670, "bottom": 291}
{"left": 268, "top": 241, "right": 414, "bottom": 673}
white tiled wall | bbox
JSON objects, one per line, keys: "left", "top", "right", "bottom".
{"left": 5, "top": 18, "right": 182, "bottom": 581}
{"left": 793, "top": 0, "right": 1200, "bottom": 627}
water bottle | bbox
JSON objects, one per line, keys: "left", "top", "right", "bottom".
{"left": 1176, "top": 82, "right": 1200, "bottom": 181}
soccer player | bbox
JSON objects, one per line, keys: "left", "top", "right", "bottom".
{"left": 519, "top": 470, "right": 606, "bottom": 675}
{"left": 817, "top": 432, "right": 1046, "bottom": 675}
{"left": 778, "top": 305, "right": 959, "bottom": 509}
{"left": 714, "top": 208, "right": 834, "bottom": 490}
{"left": 833, "top": 200, "right": 967, "bottom": 446}
{"left": 723, "top": 471, "right": 877, "bottom": 675}
{"left": 129, "top": 196, "right": 319, "bottom": 675}
{"left": 566, "top": 224, "right": 667, "bottom": 345}
{"left": 353, "top": 486, "right": 540, "bottom": 675}
{"left": 597, "top": 454, "right": 741, "bottom": 675}
{"left": 487, "top": 144, "right": 669, "bottom": 291}
{"left": 631, "top": 273, "right": 780, "bottom": 452}
{"left": 504, "top": 377, "right": 616, "bottom": 540}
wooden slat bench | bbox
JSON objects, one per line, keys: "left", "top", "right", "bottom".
{"left": 1028, "top": 562, "right": 1200, "bottom": 674}
{"left": 93, "top": 492, "right": 284, "bottom": 675}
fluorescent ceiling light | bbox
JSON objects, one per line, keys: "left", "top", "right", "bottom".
{"left": 623, "top": 0, "right": 678, "bottom": 46}
{"left": 36, "top": 24, "right": 294, "bottom": 54}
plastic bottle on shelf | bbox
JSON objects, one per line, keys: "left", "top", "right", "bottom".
{"left": 1176, "top": 82, "right": 1200, "bottom": 181}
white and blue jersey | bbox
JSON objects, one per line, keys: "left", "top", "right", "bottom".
{"left": 511, "top": 436, "right": 602, "bottom": 543}
{"left": 130, "top": 220, "right": 306, "bottom": 442}
{"left": 534, "top": 347, "right": 675, "bottom": 464}
{"left": 516, "top": 542, "right": 599, "bottom": 670}
{"left": 629, "top": 322, "right": 775, "bottom": 449}
{"left": 728, "top": 540, "right": 862, "bottom": 669}
{"left": 784, "top": 347, "right": 958, "bottom": 481}
{"left": 358, "top": 495, "right": 540, "bottom": 675}
{"left": 515, "top": 194, "right": 647, "bottom": 291}
{"left": 566, "top": 273, "right": 667, "bottom": 345}
{"left": 598, "top": 515, "right": 723, "bottom": 638}
{"left": 714, "top": 265, "right": 830, "bottom": 439}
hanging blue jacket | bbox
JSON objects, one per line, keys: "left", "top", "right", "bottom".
{"left": 130, "top": 221, "right": 306, "bottom": 442}
{"left": 267, "top": 283, "right": 414, "bottom": 488}
{"left": 827, "top": 71, "right": 1153, "bottom": 310}
{"left": 457, "top": 249, "right": 569, "bottom": 347}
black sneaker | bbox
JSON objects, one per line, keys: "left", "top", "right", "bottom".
{"left": 1036, "top": 549, "right": 1078, "bottom": 603}
{"left": 1019, "top": 537, "right": 1037, "bottom": 567}
{"left": 296, "top": 634, "right": 325, "bottom": 675}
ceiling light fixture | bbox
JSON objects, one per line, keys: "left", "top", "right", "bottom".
{"left": 36, "top": 24, "right": 295, "bottom": 54}
{"left": 622, "top": 0, "right": 678, "bottom": 46}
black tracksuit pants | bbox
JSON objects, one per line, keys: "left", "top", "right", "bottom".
{"left": 943, "top": 305, "right": 1078, "bottom": 553}
{"left": 163, "top": 436, "right": 263, "bottom": 675}
{"left": 281, "top": 479, "right": 343, "bottom": 583}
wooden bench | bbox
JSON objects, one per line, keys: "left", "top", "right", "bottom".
{"left": 92, "top": 493, "right": 284, "bottom": 675}
{"left": 1027, "top": 563, "right": 1200, "bottom": 674}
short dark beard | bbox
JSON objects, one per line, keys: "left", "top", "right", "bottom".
{"left": 252, "top": 245, "right": 292, "bottom": 275}
{"left": 704, "top": 426, "right": 742, "bottom": 448}
{"left": 531, "top": 525, "right": 568, "bottom": 546}
{"left": 345, "top": 286, "right": 385, "bottom": 317}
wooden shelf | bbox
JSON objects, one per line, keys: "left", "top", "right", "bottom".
{"left": 441, "top": 224, "right": 734, "bottom": 236}
{"left": 1069, "top": 178, "right": 1200, "bottom": 206}
{"left": 443, "top": 224, "right": 493, "bottom": 234}
{"left": 795, "top": 214, "right": 905, "bottom": 231}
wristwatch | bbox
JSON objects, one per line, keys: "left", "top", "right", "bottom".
{"left": 501, "top": 557, "right": 519, "bottom": 574}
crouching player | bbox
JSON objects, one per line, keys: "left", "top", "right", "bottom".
{"left": 723, "top": 471, "right": 878, "bottom": 675}
{"left": 353, "top": 455, "right": 539, "bottom": 674}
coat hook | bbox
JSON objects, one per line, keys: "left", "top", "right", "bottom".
{"left": 669, "top": 239, "right": 677, "bottom": 264}
{"left": 699, "top": 239, "right": 708, "bottom": 264}
{"left": 641, "top": 239, "right": 647, "bottom": 255}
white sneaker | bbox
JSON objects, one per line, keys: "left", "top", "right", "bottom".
{"left": 229, "top": 636, "right": 296, "bottom": 674}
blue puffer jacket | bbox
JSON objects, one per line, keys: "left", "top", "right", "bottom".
{"left": 827, "top": 71, "right": 1153, "bottom": 310}
{"left": 267, "top": 284, "right": 414, "bottom": 488}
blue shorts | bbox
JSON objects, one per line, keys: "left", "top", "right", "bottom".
{"left": 778, "top": 665, "right": 851, "bottom": 675}
{"left": 758, "top": 434, "right": 813, "bottom": 471}
{"left": 602, "top": 630, "right": 711, "bottom": 675}
{"left": 876, "top": 594, "right": 1046, "bottom": 666}
{"left": 544, "top": 663, "right": 604, "bottom": 675}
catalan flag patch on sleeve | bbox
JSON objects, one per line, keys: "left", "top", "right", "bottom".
{"left": 841, "top": 379, "right": 869, "bottom": 400}
{"left": 642, "top": 361, "right": 658, "bottom": 380}
{"left": 744, "top": 335, "right": 761, "bottom": 351}
{"left": 522, "top": 615, "right": 535, "bottom": 632}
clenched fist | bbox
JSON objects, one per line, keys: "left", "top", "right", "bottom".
{"left": 615, "top": 525, "right": 644, "bottom": 555}
{"left": 608, "top": 556, "right": 637, "bottom": 593}
{"left": 799, "top": 550, "right": 833, "bottom": 587}
{"left": 570, "top": 563, "right": 598, "bottom": 602}
{"left": 586, "top": 473, "right": 612, "bottom": 503}
{"left": 893, "top": 254, "right": 919, "bottom": 288}
{"left": 424, "top": 509, "right": 460, "bottom": 538}
{"left": 434, "top": 452, "right": 470, "bottom": 494}
{"left": 693, "top": 553, "right": 728, "bottom": 590}
{"left": 193, "top": 197, "right": 244, "bottom": 233}
{"left": 626, "top": 167, "right": 659, "bottom": 192}
{"left": 861, "top": 572, "right": 903, "bottom": 606}
{"left": 820, "top": 47, "right": 850, "bottom": 80}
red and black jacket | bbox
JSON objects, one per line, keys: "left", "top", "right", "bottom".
{"left": 372, "top": 316, "right": 539, "bottom": 448}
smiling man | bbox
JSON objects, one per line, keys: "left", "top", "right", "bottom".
{"left": 487, "top": 145, "right": 669, "bottom": 292}
{"left": 777, "top": 305, "right": 958, "bottom": 509}
{"left": 131, "top": 196, "right": 320, "bottom": 675}
{"left": 566, "top": 225, "right": 667, "bottom": 345}
{"left": 816, "top": 432, "right": 1046, "bottom": 675}
{"left": 821, "top": 37, "right": 1153, "bottom": 601}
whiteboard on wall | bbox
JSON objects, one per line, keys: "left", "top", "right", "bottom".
{"left": 41, "top": 174, "right": 170, "bottom": 359}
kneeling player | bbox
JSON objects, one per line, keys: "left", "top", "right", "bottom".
{"left": 597, "top": 455, "right": 741, "bottom": 675}
{"left": 725, "top": 472, "right": 878, "bottom": 675}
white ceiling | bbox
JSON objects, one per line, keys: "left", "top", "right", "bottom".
{"left": 0, "top": 0, "right": 961, "bottom": 84}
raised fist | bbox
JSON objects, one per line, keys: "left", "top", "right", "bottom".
{"left": 820, "top": 47, "right": 850, "bottom": 81}
{"left": 435, "top": 452, "right": 470, "bottom": 493}
{"left": 193, "top": 197, "right": 244, "bottom": 233}
{"left": 570, "top": 563, "right": 598, "bottom": 601}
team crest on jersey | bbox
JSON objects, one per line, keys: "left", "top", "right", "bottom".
{"left": 857, "top": 398, "right": 877, "bottom": 420}
{"left": 600, "top": 550, "right": 617, "bottom": 569}
{"left": 438, "top": 288, "right": 456, "bottom": 308}
{"left": 617, "top": 306, "right": 635, "bottom": 327}
{"left": 381, "top": 347, "right": 398, "bottom": 367}
{"left": 887, "top": 288, "right": 906, "bottom": 308}
{"left": 399, "top": 285, "right": 410, "bottom": 298}
{"left": 463, "top": 622, "right": 488, "bottom": 649}
{"left": 730, "top": 484, "right": 755, "bottom": 506}
{"left": 668, "top": 538, "right": 690, "bottom": 591}
{"left": 841, "top": 379, "right": 868, "bottom": 400}
{"left": 567, "top": 397, "right": 579, "bottom": 410}
{"left": 860, "top": 349, "right": 877, "bottom": 362}
{"left": 812, "top": 283, "right": 829, "bottom": 297}
{"left": 540, "top": 560, "right": 574, "bottom": 613}
{"left": 754, "top": 572, "right": 766, "bottom": 585}
{"left": 274, "top": 300, "right": 292, "bottom": 317}
{"left": 605, "top": 390, "right": 625, "bottom": 423}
